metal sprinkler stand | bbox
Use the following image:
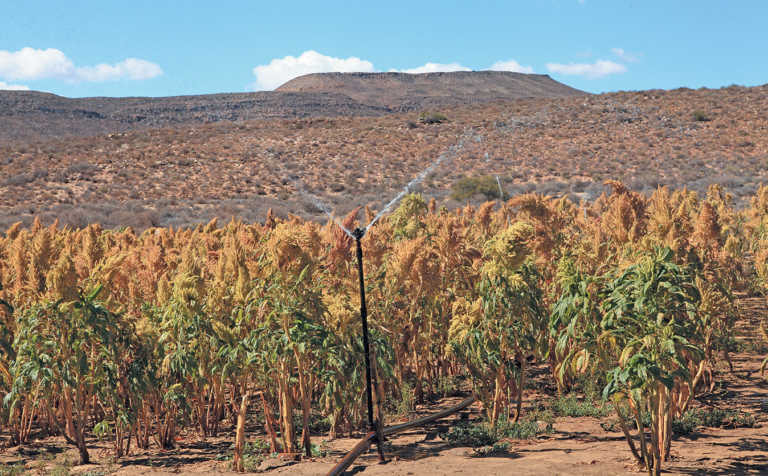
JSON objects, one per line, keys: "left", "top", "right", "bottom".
{"left": 352, "top": 227, "right": 386, "bottom": 463}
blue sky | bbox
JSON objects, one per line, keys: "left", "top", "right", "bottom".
{"left": 1, "top": 1, "right": 766, "bottom": 97}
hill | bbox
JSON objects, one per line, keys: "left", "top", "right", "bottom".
{"left": 0, "top": 71, "right": 583, "bottom": 142}
{"left": 0, "top": 90, "right": 389, "bottom": 142}
{"left": 0, "top": 83, "right": 766, "bottom": 230}
{"left": 275, "top": 71, "right": 585, "bottom": 109}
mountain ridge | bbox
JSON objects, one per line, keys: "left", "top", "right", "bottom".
{"left": 0, "top": 71, "right": 584, "bottom": 142}
{"left": 276, "top": 70, "right": 585, "bottom": 108}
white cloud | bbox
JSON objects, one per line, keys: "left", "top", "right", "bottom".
{"left": 546, "top": 59, "right": 627, "bottom": 79}
{"left": 395, "top": 62, "right": 470, "bottom": 74}
{"left": 0, "top": 47, "right": 74, "bottom": 80}
{"left": 489, "top": 59, "right": 534, "bottom": 74}
{"left": 251, "top": 51, "right": 542, "bottom": 90}
{"left": 75, "top": 58, "right": 163, "bottom": 81}
{"left": 252, "top": 50, "right": 374, "bottom": 90}
{"left": 0, "top": 47, "right": 162, "bottom": 83}
{"left": 0, "top": 81, "right": 30, "bottom": 91}
{"left": 610, "top": 47, "right": 640, "bottom": 63}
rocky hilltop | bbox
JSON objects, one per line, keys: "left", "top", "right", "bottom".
{"left": 0, "top": 90, "right": 388, "bottom": 142}
{"left": 0, "top": 71, "right": 584, "bottom": 142}
{"left": 276, "top": 71, "right": 585, "bottom": 109}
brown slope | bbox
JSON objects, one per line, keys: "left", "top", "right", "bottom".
{"left": 0, "top": 72, "right": 583, "bottom": 142}
{"left": 276, "top": 71, "right": 586, "bottom": 109}
{"left": 0, "top": 90, "right": 390, "bottom": 142}
{"left": 1, "top": 84, "right": 766, "bottom": 231}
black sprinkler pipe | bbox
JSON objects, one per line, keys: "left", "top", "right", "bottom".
{"left": 352, "top": 227, "right": 375, "bottom": 432}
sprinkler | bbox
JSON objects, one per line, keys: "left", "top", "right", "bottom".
{"left": 328, "top": 206, "right": 481, "bottom": 476}
{"left": 345, "top": 131, "right": 476, "bottom": 459}
{"left": 280, "top": 130, "right": 480, "bottom": 466}
{"left": 352, "top": 226, "right": 386, "bottom": 462}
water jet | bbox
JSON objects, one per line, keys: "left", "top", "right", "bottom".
{"left": 279, "top": 130, "right": 482, "bottom": 471}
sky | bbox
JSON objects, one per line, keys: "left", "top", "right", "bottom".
{"left": 1, "top": 1, "right": 766, "bottom": 97}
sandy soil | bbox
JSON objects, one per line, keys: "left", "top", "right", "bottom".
{"left": 261, "top": 351, "right": 768, "bottom": 476}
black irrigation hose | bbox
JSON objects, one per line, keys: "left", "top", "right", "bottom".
{"left": 383, "top": 396, "right": 475, "bottom": 437}
{"left": 326, "top": 431, "right": 377, "bottom": 476}
{"left": 326, "top": 396, "right": 476, "bottom": 476}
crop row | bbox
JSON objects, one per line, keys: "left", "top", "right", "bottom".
{"left": 1, "top": 182, "right": 767, "bottom": 474}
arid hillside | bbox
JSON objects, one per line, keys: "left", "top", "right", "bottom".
{"left": 0, "top": 71, "right": 582, "bottom": 142}
{"left": 0, "top": 83, "right": 766, "bottom": 229}
{"left": 0, "top": 90, "right": 388, "bottom": 143}
{"left": 276, "top": 71, "right": 584, "bottom": 108}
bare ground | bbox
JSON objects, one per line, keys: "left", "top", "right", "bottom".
{"left": 266, "top": 350, "right": 768, "bottom": 476}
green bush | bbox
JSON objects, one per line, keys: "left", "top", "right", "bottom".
{"left": 236, "top": 439, "right": 273, "bottom": 472}
{"left": 418, "top": 112, "right": 448, "bottom": 124}
{"left": 441, "top": 418, "right": 551, "bottom": 448}
{"left": 472, "top": 442, "right": 511, "bottom": 457}
{"left": 550, "top": 395, "right": 612, "bottom": 418}
{"left": 434, "top": 375, "right": 463, "bottom": 398}
{"left": 496, "top": 418, "right": 551, "bottom": 439}
{"left": 672, "top": 408, "right": 757, "bottom": 435}
{"left": 692, "top": 110, "right": 711, "bottom": 122}
{"left": 732, "top": 411, "right": 758, "bottom": 428}
{"left": 0, "top": 465, "right": 25, "bottom": 476}
{"left": 451, "top": 175, "right": 503, "bottom": 201}
{"left": 395, "top": 381, "right": 416, "bottom": 417}
{"left": 441, "top": 421, "right": 498, "bottom": 447}
{"left": 671, "top": 411, "right": 700, "bottom": 435}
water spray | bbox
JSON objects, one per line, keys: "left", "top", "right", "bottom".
{"left": 326, "top": 132, "right": 485, "bottom": 474}
{"left": 291, "top": 178, "right": 356, "bottom": 238}
{"left": 484, "top": 150, "right": 505, "bottom": 203}
{"left": 346, "top": 130, "right": 479, "bottom": 461}
{"left": 364, "top": 130, "right": 476, "bottom": 232}
{"left": 263, "top": 144, "right": 355, "bottom": 238}
{"left": 278, "top": 130, "right": 481, "bottom": 463}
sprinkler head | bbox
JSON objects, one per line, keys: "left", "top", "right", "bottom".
{"left": 352, "top": 227, "right": 366, "bottom": 240}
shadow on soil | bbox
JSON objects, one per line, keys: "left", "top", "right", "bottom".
{"left": 343, "top": 418, "right": 523, "bottom": 475}
{"left": 674, "top": 436, "right": 768, "bottom": 475}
